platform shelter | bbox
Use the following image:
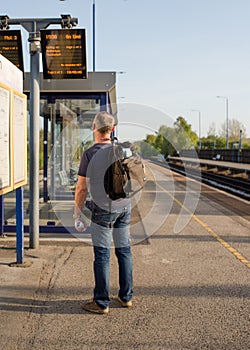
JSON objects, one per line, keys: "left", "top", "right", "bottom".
{"left": 24, "top": 71, "right": 117, "bottom": 203}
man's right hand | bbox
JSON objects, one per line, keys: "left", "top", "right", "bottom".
{"left": 74, "top": 218, "right": 87, "bottom": 232}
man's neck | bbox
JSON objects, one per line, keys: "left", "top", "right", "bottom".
{"left": 95, "top": 133, "right": 111, "bottom": 144}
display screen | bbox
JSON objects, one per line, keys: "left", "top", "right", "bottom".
{"left": 41, "top": 29, "right": 87, "bottom": 79}
{"left": 0, "top": 30, "right": 24, "bottom": 72}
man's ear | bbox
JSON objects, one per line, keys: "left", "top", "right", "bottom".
{"left": 111, "top": 125, "right": 115, "bottom": 132}
{"left": 92, "top": 123, "right": 96, "bottom": 131}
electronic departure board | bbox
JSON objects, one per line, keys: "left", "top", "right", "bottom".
{"left": 41, "top": 29, "right": 87, "bottom": 79}
{"left": 0, "top": 30, "right": 24, "bottom": 72}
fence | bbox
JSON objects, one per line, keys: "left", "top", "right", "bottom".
{"left": 179, "top": 149, "right": 250, "bottom": 163}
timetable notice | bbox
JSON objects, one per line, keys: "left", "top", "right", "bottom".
{"left": 41, "top": 29, "right": 87, "bottom": 79}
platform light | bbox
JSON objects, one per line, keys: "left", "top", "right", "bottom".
{"left": 191, "top": 109, "right": 201, "bottom": 150}
{"left": 0, "top": 15, "right": 10, "bottom": 29}
{"left": 216, "top": 96, "right": 229, "bottom": 149}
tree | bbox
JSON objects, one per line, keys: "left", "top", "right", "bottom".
{"left": 204, "top": 122, "right": 225, "bottom": 149}
{"left": 158, "top": 125, "right": 177, "bottom": 156}
{"left": 143, "top": 117, "right": 199, "bottom": 157}
{"left": 219, "top": 118, "right": 246, "bottom": 143}
{"left": 207, "top": 122, "right": 216, "bottom": 137}
{"left": 174, "top": 116, "right": 198, "bottom": 149}
{"left": 145, "top": 134, "right": 157, "bottom": 145}
{"left": 242, "top": 138, "right": 250, "bottom": 148}
{"left": 141, "top": 135, "right": 158, "bottom": 157}
{"left": 201, "top": 135, "right": 225, "bottom": 149}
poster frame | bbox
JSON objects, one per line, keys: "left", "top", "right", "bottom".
{"left": 12, "top": 89, "right": 27, "bottom": 189}
{"left": 0, "top": 81, "right": 13, "bottom": 195}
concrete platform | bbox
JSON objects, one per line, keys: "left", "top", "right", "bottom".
{"left": 0, "top": 162, "right": 250, "bottom": 350}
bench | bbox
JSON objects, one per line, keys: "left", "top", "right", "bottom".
{"left": 212, "top": 154, "right": 221, "bottom": 161}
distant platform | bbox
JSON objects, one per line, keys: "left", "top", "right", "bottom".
{"left": 167, "top": 156, "right": 250, "bottom": 179}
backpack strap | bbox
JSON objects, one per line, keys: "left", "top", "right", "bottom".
{"left": 108, "top": 141, "right": 115, "bottom": 228}
{"left": 111, "top": 136, "right": 118, "bottom": 144}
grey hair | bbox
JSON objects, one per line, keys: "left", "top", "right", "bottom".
{"left": 93, "top": 111, "right": 115, "bottom": 134}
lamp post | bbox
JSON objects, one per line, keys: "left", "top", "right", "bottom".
{"left": 191, "top": 109, "right": 201, "bottom": 150}
{"left": 238, "top": 129, "right": 242, "bottom": 163}
{"left": 92, "top": 2, "right": 127, "bottom": 71}
{"left": 60, "top": 0, "right": 96, "bottom": 70}
{"left": 60, "top": 1, "right": 127, "bottom": 71}
{"left": 216, "top": 96, "right": 229, "bottom": 149}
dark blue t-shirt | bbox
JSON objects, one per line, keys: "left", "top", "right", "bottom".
{"left": 78, "top": 143, "right": 129, "bottom": 211}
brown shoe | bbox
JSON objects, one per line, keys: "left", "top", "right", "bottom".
{"left": 82, "top": 300, "right": 109, "bottom": 315}
{"left": 118, "top": 297, "right": 132, "bottom": 308}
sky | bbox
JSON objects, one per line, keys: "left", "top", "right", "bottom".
{"left": 2, "top": 0, "right": 250, "bottom": 140}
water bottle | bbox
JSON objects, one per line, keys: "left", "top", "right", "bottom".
{"left": 75, "top": 219, "right": 86, "bottom": 232}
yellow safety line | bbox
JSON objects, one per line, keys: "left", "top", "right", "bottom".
{"left": 156, "top": 181, "right": 250, "bottom": 270}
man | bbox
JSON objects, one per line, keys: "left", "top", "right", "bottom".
{"left": 74, "top": 111, "right": 133, "bottom": 315}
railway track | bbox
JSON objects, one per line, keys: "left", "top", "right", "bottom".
{"left": 151, "top": 160, "right": 250, "bottom": 201}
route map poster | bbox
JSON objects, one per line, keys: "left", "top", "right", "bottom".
{"left": 0, "top": 86, "right": 27, "bottom": 195}
{"left": 13, "top": 91, "right": 27, "bottom": 188}
{"left": 0, "top": 83, "right": 11, "bottom": 194}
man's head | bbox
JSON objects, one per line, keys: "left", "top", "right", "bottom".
{"left": 92, "top": 112, "right": 115, "bottom": 135}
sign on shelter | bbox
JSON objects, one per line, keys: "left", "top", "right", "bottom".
{"left": 40, "top": 28, "right": 87, "bottom": 79}
{"left": 0, "top": 30, "right": 24, "bottom": 72}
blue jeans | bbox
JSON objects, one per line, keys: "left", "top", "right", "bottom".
{"left": 90, "top": 205, "right": 133, "bottom": 309}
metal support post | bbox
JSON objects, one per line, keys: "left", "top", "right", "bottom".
{"left": 60, "top": 121, "right": 65, "bottom": 171}
{"left": 93, "top": 0, "right": 96, "bottom": 71}
{"left": 0, "top": 195, "right": 4, "bottom": 236}
{"left": 68, "top": 123, "right": 73, "bottom": 170}
{"left": 225, "top": 98, "right": 229, "bottom": 149}
{"left": 198, "top": 111, "right": 201, "bottom": 150}
{"left": 216, "top": 96, "right": 229, "bottom": 149}
{"left": 238, "top": 130, "right": 242, "bottom": 163}
{"left": 100, "top": 93, "right": 107, "bottom": 111}
{"left": 43, "top": 116, "right": 48, "bottom": 202}
{"left": 16, "top": 187, "right": 24, "bottom": 264}
{"left": 191, "top": 109, "right": 201, "bottom": 150}
{"left": 50, "top": 104, "right": 56, "bottom": 199}
{"left": 29, "top": 30, "right": 40, "bottom": 249}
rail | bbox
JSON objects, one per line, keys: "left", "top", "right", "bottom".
{"left": 151, "top": 158, "right": 250, "bottom": 201}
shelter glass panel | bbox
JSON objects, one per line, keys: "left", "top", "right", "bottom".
{"left": 40, "top": 98, "right": 100, "bottom": 200}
